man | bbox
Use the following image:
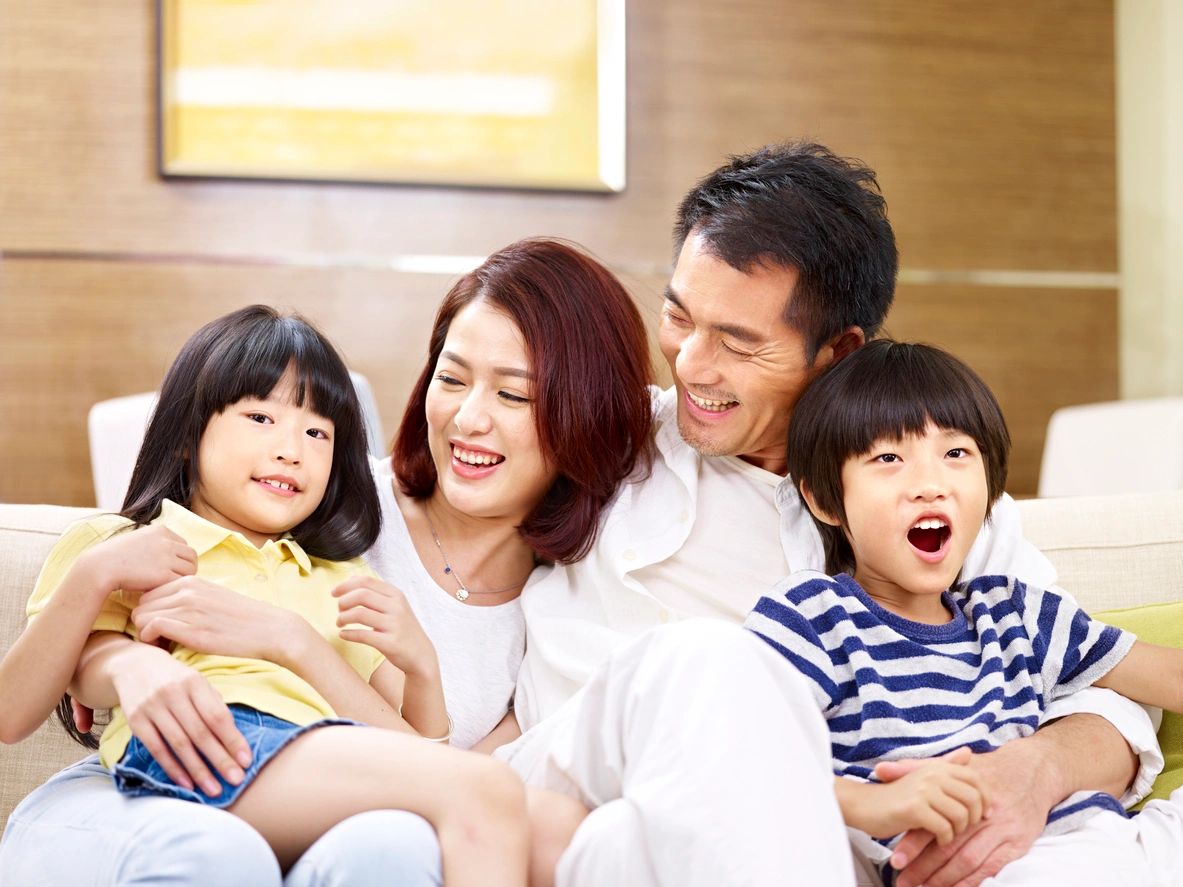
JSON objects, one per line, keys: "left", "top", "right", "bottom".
{"left": 509, "top": 142, "right": 1161, "bottom": 887}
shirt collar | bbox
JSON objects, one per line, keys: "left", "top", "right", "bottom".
{"left": 157, "top": 499, "right": 313, "bottom": 573}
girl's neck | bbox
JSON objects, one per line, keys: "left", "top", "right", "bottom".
{"left": 396, "top": 483, "right": 536, "bottom": 607}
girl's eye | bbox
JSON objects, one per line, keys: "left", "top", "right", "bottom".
{"left": 946, "top": 447, "right": 970, "bottom": 458}
{"left": 873, "top": 453, "right": 900, "bottom": 464}
{"left": 247, "top": 412, "right": 272, "bottom": 424}
{"left": 307, "top": 428, "right": 331, "bottom": 440}
{"left": 498, "top": 391, "right": 530, "bottom": 405}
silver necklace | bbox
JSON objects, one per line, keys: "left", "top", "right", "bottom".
{"left": 423, "top": 505, "right": 530, "bottom": 602}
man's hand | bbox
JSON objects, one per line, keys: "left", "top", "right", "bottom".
{"left": 882, "top": 743, "right": 1057, "bottom": 887}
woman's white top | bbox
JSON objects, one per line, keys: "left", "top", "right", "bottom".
{"left": 365, "top": 457, "right": 534, "bottom": 750}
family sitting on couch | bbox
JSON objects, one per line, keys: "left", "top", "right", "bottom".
{"left": 2, "top": 141, "right": 1181, "bottom": 887}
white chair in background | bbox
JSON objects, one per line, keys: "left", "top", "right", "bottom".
{"left": 1037, "top": 397, "right": 1183, "bottom": 498}
{"left": 88, "top": 372, "right": 385, "bottom": 510}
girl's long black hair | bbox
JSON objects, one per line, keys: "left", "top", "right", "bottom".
{"left": 59, "top": 305, "right": 381, "bottom": 747}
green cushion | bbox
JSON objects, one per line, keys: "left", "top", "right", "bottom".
{"left": 1095, "top": 601, "right": 1183, "bottom": 807}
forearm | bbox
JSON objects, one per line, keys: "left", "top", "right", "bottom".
{"left": 0, "top": 572, "right": 114, "bottom": 743}
{"left": 1031, "top": 712, "right": 1138, "bottom": 800}
{"left": 398, "top": 658, "right": 449, "bottom": 739}
{"left": 471, "top": 709, "right": 523, "bottom": 754}
{"left": 71, "top": 631, "right": 142, "bottom": 709}
{"left": 833, "top": 776, "right": 886, "bottom": 836}
{"left": 275, "top": 624, "right": 412, "bottom": 732}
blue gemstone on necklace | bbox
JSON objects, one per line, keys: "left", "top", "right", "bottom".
{"left": 444, "top": 566, "right": 451, "bottom": 573}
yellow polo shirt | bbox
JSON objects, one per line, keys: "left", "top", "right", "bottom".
{"left": 26, "top": 500, "right": 384, "bottom": 768}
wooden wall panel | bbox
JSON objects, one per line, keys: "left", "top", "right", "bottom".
{"left": 0, "top": 0, "right": 1118, "bottom": 504}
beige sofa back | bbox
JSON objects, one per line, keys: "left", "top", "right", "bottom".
{"left": 2, "top": 493, "right": 1183, "bottom": 824}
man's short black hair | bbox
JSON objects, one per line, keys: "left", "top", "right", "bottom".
{"left": 787, "top": 339, "right": 1011, "bottom": 575}
{"left": 674, "top": 141, "right": 898, "bottom": 359}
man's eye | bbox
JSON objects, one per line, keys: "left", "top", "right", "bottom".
{"left": 662, "top": 309, "right": 691, "bottom": 326}
{"left": 721, "top": 340, "right": 752, "bottom": 357}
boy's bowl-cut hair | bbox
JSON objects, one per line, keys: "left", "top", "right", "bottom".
{"left": 787, "top": 339, "right": 1010, "bottom": 574}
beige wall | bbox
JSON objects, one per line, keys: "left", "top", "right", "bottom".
{"left": 0, "top": 0, "right": 1118, "bottom": 503}
{"left": 1118, "top": 0, "right": 1183, "bottom": 398}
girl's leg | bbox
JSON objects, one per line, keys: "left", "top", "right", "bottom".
{"left": 285, "top": 810, "right": 441, "bottom": 887}
{"left": 526, "top": 788, "right": 588, "bottom": 887}
{"left": 0, "top": 756, "right": 281, "bottom": 887}
{"left": 229, "top": 726, "right": 527, "bottom": 887}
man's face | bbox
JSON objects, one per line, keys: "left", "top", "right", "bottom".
{"left": 658, "top": 231, "right": 841, "bottom": 474}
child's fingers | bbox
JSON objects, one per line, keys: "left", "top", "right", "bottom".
{"left": 874, "top": 757, "right": 929, "bottom": 782}
{"left": 336, "top": 605, "right": 380, "bottom": 630}
{"left": 330, "top": 575, "right": 375, "bottom": 596}
{"left": 334, "top": 587, "right": 393, "bottom": 615}
{"left": 939, "top": 775, "right": 987, "bottom": 827}
{"left": 126, "top": 711, "right": 196, "bottom": 793}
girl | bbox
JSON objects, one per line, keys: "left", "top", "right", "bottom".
{"left": 2, "top": 305, "right": 529, "bottom": 885}
{"left": 1, "top": 239, "right": 655, "bottom": 887}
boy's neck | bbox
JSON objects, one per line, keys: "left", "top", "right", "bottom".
{"left": 852, "top": 569, "right": 954, "bottom": 625}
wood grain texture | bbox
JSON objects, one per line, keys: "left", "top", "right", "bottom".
{"left": 0, "top": 0, "right": 1118, "bottom": 504}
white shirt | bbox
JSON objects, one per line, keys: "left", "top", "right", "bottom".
{"left": 366, "top": 457, "right": 539, "bottom": 750}
{"left": 514, "top": 387, "right": 1162, "bottom": 803}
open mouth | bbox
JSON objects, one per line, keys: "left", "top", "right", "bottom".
{"left": 254, "top": 477, "right": 300, "bottom": 493}
{"left": 452, "top": 444, "right": 505, "bottom": 467}
{"left": 907, "top": 518, "right": 951, "bottom": 554}
{"left": 686, "top": 390, "right": 739, "bottom": 413}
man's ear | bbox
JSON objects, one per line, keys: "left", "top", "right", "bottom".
{"left": 814, "top": 326, "right": 865, "bottom": 370}
{"left": 799, "top": 480, "right": 841, "bottom": 527}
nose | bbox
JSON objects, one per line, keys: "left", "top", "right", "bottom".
{"left": 674, "top": 329, "right": 721, "bottom": 388}
{"left": 274, "top": 425, "right": 304, "bottom": 464}
{"left": 909, "top": 459, "right": 947, "bottom": 502}
{"left": 453, "top": 389, "right": 493, "bottom": 436}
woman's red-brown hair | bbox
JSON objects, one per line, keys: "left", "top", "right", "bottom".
{"left": 392, "top": 238, "right": 654, "bottom": 564}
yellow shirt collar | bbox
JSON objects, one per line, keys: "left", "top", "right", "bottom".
{"left": 158, "top": 499, "right": 313, "bottom": 573}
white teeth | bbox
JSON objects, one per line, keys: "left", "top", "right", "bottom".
{"left": 261, "top": 479, "right": 293, "bottom": 491}
{"left": 911, "top": 518, "right": 947, "bottom": 530}
{"left": 688, "top": 391, "right": 738, "bottom": 412}
{"left": 453, "top": 446, "right": 504, "bottom": 466}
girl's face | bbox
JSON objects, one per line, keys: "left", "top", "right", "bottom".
{"left": 425, "top": 299, "right": 557, "bottom": 523}
{"left": 190, "top": 367, "right": 334, "bottom": 547}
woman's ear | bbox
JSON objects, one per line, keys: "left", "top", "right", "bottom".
{"left": 799, "top": 480, "right": 842, "bottom": 527}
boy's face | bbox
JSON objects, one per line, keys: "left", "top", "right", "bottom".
{"left": 837, "top": 421, "right": 990, "bottom": 621}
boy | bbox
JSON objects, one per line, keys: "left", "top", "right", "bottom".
{"left": 744, "top": 339, "right": 1182, "bottom": 885}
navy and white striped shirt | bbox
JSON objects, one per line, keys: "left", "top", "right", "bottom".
{"left": 745, "top": 571, "right": 1136, "bottom": 833}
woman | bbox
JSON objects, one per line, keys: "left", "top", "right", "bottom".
{"left": 0, "top": 238, "right": 654, "bottom": 887}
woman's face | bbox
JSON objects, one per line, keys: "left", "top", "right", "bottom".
{"left": 425, "top": 299, "right": 557, "bottom": 523}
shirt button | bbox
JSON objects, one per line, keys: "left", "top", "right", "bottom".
{"left": 622, "top": 549, "right": 636, "bottom": 561}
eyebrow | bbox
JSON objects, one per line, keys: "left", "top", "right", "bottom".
{"left": 664, "top": 285, "right": 765, "bottom": 345}
{"left": 440, "top": 350, "right": 534, "bottom": 380}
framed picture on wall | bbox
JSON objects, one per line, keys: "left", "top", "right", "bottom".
{"left": 157, "top": 0, "right": 626, "bottom": 192}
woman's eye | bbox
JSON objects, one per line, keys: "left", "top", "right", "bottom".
{"left": 435, "top": 372, "right": 462, "bottom": 386}
{"left": 499, "top": 391, "right": 530, "bottom": 405}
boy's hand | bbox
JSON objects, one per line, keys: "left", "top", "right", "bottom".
{"left": 842, "top": 747, "right": 990, "bottom": 847}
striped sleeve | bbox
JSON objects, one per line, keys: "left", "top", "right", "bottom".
{"left": 1021, "top": 582, "right": 1136, "bottom": 701}
{"left": 744, "top": 572, "right": 842, "bottom": 712}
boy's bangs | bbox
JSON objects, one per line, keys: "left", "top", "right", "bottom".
{"left": 195, "top": 318, "right": 353, "bottom": 423}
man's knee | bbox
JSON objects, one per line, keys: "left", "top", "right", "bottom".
{"left": 286, "top": 810, "right": 442, "bottom": 887}
{"left": 123, "top": 805, "right": 281, "bottom": 886}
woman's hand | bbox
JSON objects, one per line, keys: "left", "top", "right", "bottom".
{"left": 131, "top": 576, "right": 306, "bottom": 664}
{"left": 108, "top": 643, "right": 252, "bottom": 798}
{"left": 76, "top": 525, "right": 197, "bottom": 600}
{"left": 332, "top": 576, "right": 439, "bottom": 678}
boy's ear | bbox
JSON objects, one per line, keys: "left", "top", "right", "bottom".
{"left": 799, "top": 481, "right": 842, "bottom": 527}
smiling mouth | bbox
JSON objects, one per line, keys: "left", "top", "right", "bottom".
{"left": 452, "top": 445, "right": 505, "bottom": 466}
{"left": 686, "top": 390, "right": 739, "bottom": 413}
{"left": 907, "top": 518, "right": 951, "bottom": 553}
{"left": 255, "top": 477, "right": 300, "bottom": 493}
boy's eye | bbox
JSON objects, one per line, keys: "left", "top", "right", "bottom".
{"left": 247, "top": 412, "right": 272, "bottom": 424}
{"left": 873, "top": 453, "right": 900, "bottom": 463}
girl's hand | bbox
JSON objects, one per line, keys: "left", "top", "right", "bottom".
{"left": 110, "top": 644, "right": 252, "bottom": 798}
{"left": 132, "top": 576, "right": 305, "bottom": 664}
{"left": 77, "top": 525, "right": 197, "bottom": 599}
{"left": 841, "top": 748, "right": 990, "bottom": 846}
{"left": 332, "top": 576, "right": 440, "bottom": 677}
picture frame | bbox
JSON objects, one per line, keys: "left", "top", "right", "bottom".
{"left": 158, "top": 0, "right": 626, "bottom": 192}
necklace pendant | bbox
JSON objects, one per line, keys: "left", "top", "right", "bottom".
{"left": 444, "top": 566, "right": 452, "bottom": 574}
{"left": 455, "top": 587, "right": 470, "bottom": 602}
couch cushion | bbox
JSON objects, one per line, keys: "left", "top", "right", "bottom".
{"left": 1095, "top": 600, "right": 1183, "bottom": 807}
{"left": 0, "top": 504, "right": 100, "bottom": 823}
{"left": 1016, "top": 490, "right": 1183, "bottom": 613}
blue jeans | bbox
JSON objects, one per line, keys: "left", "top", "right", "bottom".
{"left": 0, "top": 756, "right": 442, "bottom": 886}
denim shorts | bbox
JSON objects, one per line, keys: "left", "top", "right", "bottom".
{"left": 112, "top": 704, "right": 356, "bottom": 808}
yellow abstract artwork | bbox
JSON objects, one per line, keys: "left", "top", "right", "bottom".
{"left": 159, "top": 0, "right": 625, "bottom": 191}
